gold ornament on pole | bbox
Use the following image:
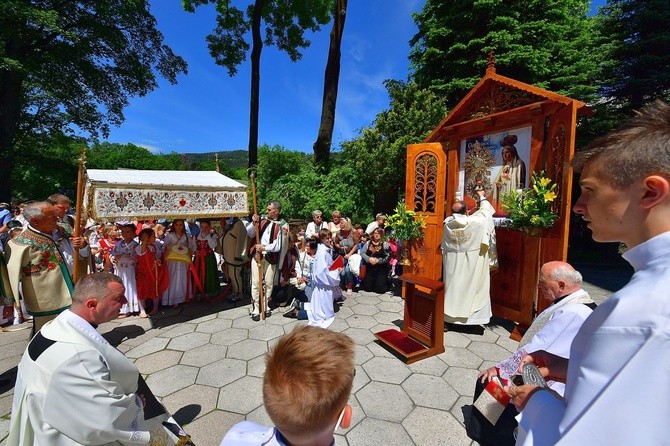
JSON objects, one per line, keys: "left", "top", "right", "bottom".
{"left": 73, "top": 148, "right": 87, "bottom": 284}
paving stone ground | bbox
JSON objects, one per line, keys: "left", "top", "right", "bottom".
{"left": 0, "top": 263, "right": 632, "bottom": 445}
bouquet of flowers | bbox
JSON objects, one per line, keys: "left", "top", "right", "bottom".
{"left": 386, "top": 203, "right": 426, "bottom": 241}
{"left": 500, "top": 171, "right": 558, "bottom": 231}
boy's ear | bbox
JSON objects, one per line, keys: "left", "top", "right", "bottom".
{"left": 641, "top": 175, "right": 670, "bottom": 209}
{"left": 340, "top": 404, "right": 352, "bottom": 429}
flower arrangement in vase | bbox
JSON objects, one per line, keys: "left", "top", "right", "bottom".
{"left": 500, "top": 171, "right": 558, "bottom": 235}
{"left": 386, "top": 203, "right": 427, "bottom": 266}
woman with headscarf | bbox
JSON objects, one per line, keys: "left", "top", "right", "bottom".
{"left": 493, "top": 134, "right": 526, "bottom": 208}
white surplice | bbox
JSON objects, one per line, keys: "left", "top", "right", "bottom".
{"left": 516, "top": 231, "right": 670, "bottom": 445}
{"left": 306, "top": 244, "right": 340, "bottom": 329}
{"left": 8, "top": 310, "right": 181, "bottom": 445}
{"left": 441, "top": 199, "right": 495, "bottom": 325}
{"left": 496, "top": 289, "right": 594, "bottom": 395}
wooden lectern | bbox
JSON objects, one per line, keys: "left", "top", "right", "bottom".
{"left": 375, "top": 273, "right": 445, "bottom": 364}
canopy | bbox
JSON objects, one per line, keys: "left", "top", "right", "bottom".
{"left": 84, "top": 169, "right": 248, "bottom": 221}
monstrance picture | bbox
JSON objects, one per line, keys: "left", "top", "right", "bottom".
{"left": 457, "top": 126, "right": 532, "bottom": 215}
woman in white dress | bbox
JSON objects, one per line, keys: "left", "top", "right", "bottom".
{"left": 162, "top": 219, "right": 195, "bottom": 307}
{"left": 111, "top": 224, "right": 138, "bottom": 317}
{"left": 493, "top": 134, "right": 526, "bottom": 209}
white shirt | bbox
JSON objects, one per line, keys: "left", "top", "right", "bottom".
{"left": 517, "top": 231, "right": 670, "bottom": 445}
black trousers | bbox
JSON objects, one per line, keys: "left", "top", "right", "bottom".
{"left": 362, "top": 263, "right": 389, "bottom": 294}
{"left": 466, "top": 378, "right": 518, "bottom": 446}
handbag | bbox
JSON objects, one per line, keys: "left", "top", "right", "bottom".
{"left": 348, "top": 253, "right": 362, "bottom": 276}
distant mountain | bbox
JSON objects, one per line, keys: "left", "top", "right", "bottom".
{"left": 178, "top": 150, "right": 249, "bottom": 170}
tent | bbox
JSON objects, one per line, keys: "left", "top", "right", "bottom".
{"left": 84, "top": 169, "right": 248, "bottom": 221}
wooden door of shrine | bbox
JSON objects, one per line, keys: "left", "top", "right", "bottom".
{"left": 404, "top": 143, "right": 447, "bottom": 282}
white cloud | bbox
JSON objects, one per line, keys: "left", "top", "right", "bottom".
{"left": 134, "top": 143, "right": 163, "bottom": 154}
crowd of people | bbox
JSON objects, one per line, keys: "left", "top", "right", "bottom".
{"left": 3, "top": 100, "right": 670, "bottom": 445}
{"left": 0, "top": 195, "right": 403, "bottom": 332}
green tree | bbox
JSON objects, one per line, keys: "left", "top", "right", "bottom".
{"left": 87, "top": 142, "right": 183, "bottom": 171}
{"left": 409, "top": 0, "right": 601, "bottom": 108}
{"left": 340, "top": 80, "right": 448, "bottom": 214}
{"left": 183, "top": 0, "right": 333, "bottom": 170}
{"left": 313, "top": 0, "right": 347, "bottom": 165}
{"left": 0, "top": 1, "right": 187, "bottom": 202}
{"left": 11, "top": 133, "right": 86, "bottom": 201}
{"left": 596, "top": 0, "right": 670, "bottom": 113}
{"left": 253, "top": 144, "right": 372, "bottom": 223}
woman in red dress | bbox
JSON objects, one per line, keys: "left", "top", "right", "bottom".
{"left": 98, "top": 224, "right": 118, "bottom": 273}
{"left": 135, "top": 228, "right": 168, "bottom": 316}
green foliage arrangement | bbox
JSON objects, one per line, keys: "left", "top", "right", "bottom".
{"left": 500, "top": 171, "right": 558, "bottom": 231}
{"left": 386, "top": 203, "right": 426, "bottom": 241}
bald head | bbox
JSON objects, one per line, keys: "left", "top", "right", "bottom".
{"left": 538, "top": 261, "right": 582, "bottom": 302}
{"left": 452, "top": 200, "right": 467, "bottom": 215}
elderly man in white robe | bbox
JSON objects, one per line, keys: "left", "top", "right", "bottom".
{"left": 508, "top": 101, "right": 670, "bottom": 445}
{"left": 7, "top": 272, "right": 192, "bottom": 445}
{"left": 441, "top": 189, "right": 496, "bottom": 326}
{"left": 467, "top": 261, "right": 594, "bottom": 446}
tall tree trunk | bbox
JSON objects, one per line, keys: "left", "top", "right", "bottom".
{"left": 248, "top": 0, "right": 265, "bottom": 170}
{"left": 0, "top": 69, "right": 23, "bottom": 203}
{"left": 313, "top": 0, "right": 347, "bottom": 165}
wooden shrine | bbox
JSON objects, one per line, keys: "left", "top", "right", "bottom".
{"left": 403, "top": 55, "right": 592, "bottom": 334}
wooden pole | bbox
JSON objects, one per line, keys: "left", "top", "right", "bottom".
{"left": 72, "top": 149, "right": 87, "bottom": 284}
{"left": 250, "top": 172, "right": 265, "bottom": 320}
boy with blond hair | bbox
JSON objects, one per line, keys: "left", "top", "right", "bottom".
{"left": 221, "top": 325, "right": 355, "bottom": 445}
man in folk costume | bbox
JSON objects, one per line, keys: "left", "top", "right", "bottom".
{"left": 468, "top": 261, "right": 595, "bottom": 446}
{"left": 246, "top": 201, "right": 289, "bottom": 321}
{"left": 219, "top": 217, "right": 251, "bottom": 302}
{"left": 441, "top": 189, "right": 497, "bottom": 326}
{"left": 7, "top": 272, "right": 193, "bottom": 446}
{"left": 46, "top": 193, "right": 91, "bottom": 275}
{"left": 508, "top": 101, "right": 670, "bottom": 444}
{"left": 5, "top": 202, "right": 74, "bottom": 333}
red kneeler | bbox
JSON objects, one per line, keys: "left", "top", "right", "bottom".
{"left": 375, "top": 273, "right": 445, "bottom": 364}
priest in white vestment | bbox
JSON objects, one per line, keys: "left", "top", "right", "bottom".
{"left": 441, "top": 189, "right": 496, "bottom": 325}
{"left": 8, "top": 272, "right": 192, "bottom": 446}
{"left": 467, "top": 262, "right": 594, "bottom": 446}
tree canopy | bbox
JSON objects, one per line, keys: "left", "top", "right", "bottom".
{"left": 340, "top": 80, "right": 448, "bottom": 213}
{"left": 0, "top": 0, "right": 188, "bottom": 201}
{"left": 596, "top": 0, "right": 670, "bottom": 113}
{"left": 409, "top": 0, "right": 602, "bottom": 108}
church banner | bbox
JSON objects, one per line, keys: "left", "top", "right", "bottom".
{"left": 84, "top": 169, "right": 248, "bottom": 221}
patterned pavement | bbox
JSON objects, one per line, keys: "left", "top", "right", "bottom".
{"left": 0, "top": 263, "right": 632, "bottom": 445}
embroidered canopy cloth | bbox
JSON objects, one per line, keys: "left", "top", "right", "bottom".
{"left": 84, "top": 170, "right": 248, "bottom": 220}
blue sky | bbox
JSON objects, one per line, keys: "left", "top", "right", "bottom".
{"left": 104, "top": 0, "right": 606, "bottom": 155}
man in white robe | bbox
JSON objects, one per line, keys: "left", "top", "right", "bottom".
{"left": 508, "top": 101, "right": 670, "bottom": 444}
{"left": 7, "top": 272, "right": 192, "bottom": 445}
{"left": 468, "top": 261, "right": 594, "bottom": 445}
{"left": 441, "top": 189, "right": 496, "bottom": 325}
